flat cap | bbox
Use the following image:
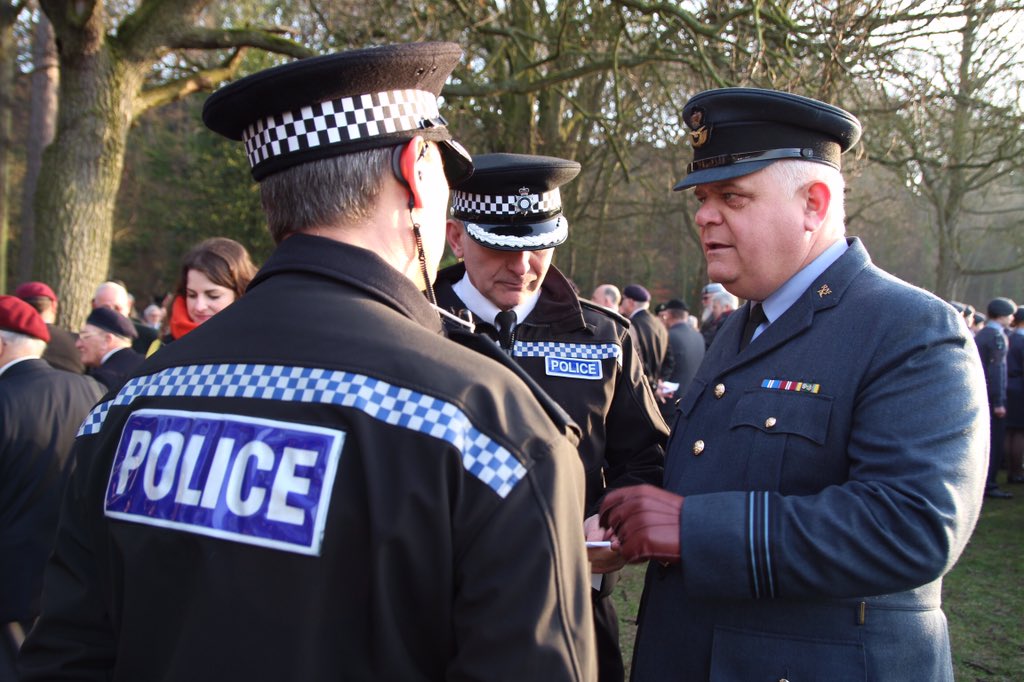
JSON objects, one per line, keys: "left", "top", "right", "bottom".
{"left": 987, "top": 297, "right": 1017, "bottom": 319}
{"left": 0, "top": 295, "right": 50, "bottom": 342}
{"left": 674, "top": 88, "right": 862, "bottom": 190}
{"left": 203, "top": 42, "right": 472, "bottom": 184}
{"left": 451, "top": 153, "right": 581, "bottom": 251}
{"left": 86, "top": 307, "right": 138, "bottom": 339}
{"left": 655, "top": 298, "right": 688, "bottom": 313}
{"left": 622, "top": 284, "right": 651, "bottom": 303}
{"left": 14, "top": 281, "right": 57, "bottom": 303}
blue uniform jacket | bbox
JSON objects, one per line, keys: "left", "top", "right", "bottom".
{"left": 631, "top": 238, "right": 987, "bottom": 681}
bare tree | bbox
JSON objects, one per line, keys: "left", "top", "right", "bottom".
{"left": 33, "top": 0, "right": 313, "bottom": 327}
{"left": 0, "top": 0, "right": 27, "bottom": 292}
{"left": 861, "top": 0, "right": 1024, "bottom": 299}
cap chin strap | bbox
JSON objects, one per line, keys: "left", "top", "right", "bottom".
{"left": 687, "top": 147, "right": 839, "bottom": 174}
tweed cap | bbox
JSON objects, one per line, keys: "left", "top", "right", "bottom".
{"left": 450, "top": 153, "right": 581, "bottom": 251}
{"left": 0, "top": 295, "right": 50, "bottom": 342}
{"left": 86, "top": 307, "right": 138, "bottom": 339}
{"left": 203, "top": 42, "right": 472, "bottom": 184}
{"left": 674, "top": 88, "right": 862, "bottom": 190}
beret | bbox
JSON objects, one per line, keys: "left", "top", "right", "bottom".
{"left": 14, "top": 281, "right": 57, "bottom": 303}
{"left": 0, "top": 295, "right": 50, "bottom": 342}
{"left": 1014, "top": 307, "right": 1024, "bottom": 325}
{"left": 203, "top": 42, "right": 472, "bottom": 184}
{"left": 86, "top": 307, "right": 138, "bottom": 339}
{"left": 451, "top": 153, "right": 581, "bottom": 251}
{"left": 675, "top": 88, "right": 862, "bottom": 190}
{"left": 622, "top": 284, "right": 651, "bottom": 302}
{"left": 701, "top": 283, "right": 726, "bottom": 296}
{"left": 987, "top": 297, "right": 1017, "bottom": 319}
{"left": 655, "top": 298, "right": 688, "bottom": 313}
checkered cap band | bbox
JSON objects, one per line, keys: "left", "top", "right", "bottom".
{"left": 78, "top": 363, "right": 526, "bottom": 498}
{"left": 242, "top": 89, "right": 440, "bottom": 171}
{"left": 513, "top": 341, "right": 622, "bottom": 367}
{"left": 452, "top": 188, "right": 561, "bottom": 218}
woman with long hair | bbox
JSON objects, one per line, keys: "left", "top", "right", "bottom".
{"left": 148, "top": 237, "right": 257, "bottom": 355}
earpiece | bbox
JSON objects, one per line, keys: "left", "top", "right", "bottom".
{"left": 392, "top": 136, "right": 424, "bottom": 209}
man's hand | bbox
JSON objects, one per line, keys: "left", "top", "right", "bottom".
{"left": 599, "top": 485, "right": 684, "bottom": 564}
{"left": 584, "top": 514, "right": 626, "bottom": 574}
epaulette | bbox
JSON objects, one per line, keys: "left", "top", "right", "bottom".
{"left": 579, "top": 298, "right": 631, "bottom": 328}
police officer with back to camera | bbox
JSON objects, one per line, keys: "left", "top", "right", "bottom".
{"left": 434, "top": 153, "right": 668, "bottom": 682}
{"left": 19, "top": 43, "right": 596, "bottom": 682}
{"left": 598, "top": 88, "right": 987, "bottom": 680}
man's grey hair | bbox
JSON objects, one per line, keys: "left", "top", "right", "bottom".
{"left": 710, "top": 290, "right": 739, "bottom": 309}
{"left": 259, "top": 147, "right": 394, "bottom": 243}
{"left": 0, "top": 329, "right": 47, "bottom": 358}
{"left": 762, "top": 159, "right": 846, "bottom": 236}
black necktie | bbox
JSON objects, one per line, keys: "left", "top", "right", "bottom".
{"left": 495, "top": 310, "right": 517, "bottom": 351}
{"left": 739, "top": 303, "right": 766, "bottom": 351}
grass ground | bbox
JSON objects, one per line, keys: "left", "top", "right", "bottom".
{"left": 611, "top": 473, "right": 1024, "bottom": 679}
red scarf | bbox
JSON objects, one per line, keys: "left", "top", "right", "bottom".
{"left": 169, "top": 295, "right": 200, "bottom": 340}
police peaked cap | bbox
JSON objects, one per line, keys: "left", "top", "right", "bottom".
{"left": 450, "top": 153, "right": 581, "bottom": 251}
{"left": 203, "top": 42, "right": 472, "bottom": 184}
{"left": 674, "top": 88, "right": 862, "bottom": 190}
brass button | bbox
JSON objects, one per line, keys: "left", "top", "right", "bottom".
{"left": 692, "top": 440, "right": 704, "bottom": 456}
{"left": 765, "top": 417, "right": 777, "bottom": 429}
{"left": 714, "top": 383, "right": 726, "bottom": 399}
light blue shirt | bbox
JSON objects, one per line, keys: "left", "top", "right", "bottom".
{"left": 751, "top": 237, "right": 849, "bottom": 342}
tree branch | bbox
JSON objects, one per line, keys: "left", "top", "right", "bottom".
{"left": 133, "top": 48, "right": 247, "bottom": 117}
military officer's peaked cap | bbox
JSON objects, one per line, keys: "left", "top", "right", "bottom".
{"left": 203, "top": 42, "right": 472, "bottom": 184}
{"left": 450, "top": 153, "right": 580, "bottom": 251}
{"left": 674, "top": 88, "right": 862, "bottom": 190}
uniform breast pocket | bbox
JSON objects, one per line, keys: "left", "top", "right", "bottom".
{"left": 730, "top": 390, "right": 834, "bottom": 491}
{"left": 710, "top": 626, "right": 866, "bottom": 682}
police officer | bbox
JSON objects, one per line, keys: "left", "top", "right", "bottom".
{"left": 435, "top": 152, "right": 668, "bottom": 682}
{"left": 976, "top": 296, "right": 1017, "bottom": 499}
{"left": 599, "top": 88, "right": 987, "bottom": 680}
{"left": 20, "top": 44, "right": 596, "bottom": 681}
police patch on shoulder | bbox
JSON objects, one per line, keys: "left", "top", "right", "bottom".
{"left": 105, "top": 409, "right": 344, "bottom": 556}
{"left": 544, "top": 355, "right": 603, "bottom": 380}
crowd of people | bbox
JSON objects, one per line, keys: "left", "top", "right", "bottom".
{"left": 0, "top": 40, "right": 1016, "bottom": 681}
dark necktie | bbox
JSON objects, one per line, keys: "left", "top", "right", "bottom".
{"left": 739, "top": 303, "right": 766, "bottom": 351}
{"left": 495, "top": 310, "right": 517, "bottom": 351}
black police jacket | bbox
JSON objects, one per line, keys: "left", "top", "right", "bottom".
{"left": 435, "top": 262, "right": 667, "bottom": 515}
{"left": 19, "top": 234, "right": 596, "bottom": 682}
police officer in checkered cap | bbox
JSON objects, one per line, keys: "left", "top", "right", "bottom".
{"left": 21, "top": 44, "right": 597, "bottom": 681}
{"left": 436, "top": 152, "right": 668, "bottom": 682}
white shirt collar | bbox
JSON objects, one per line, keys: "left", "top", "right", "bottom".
{"left": 452, "top": 273, "right": 542, "bottom": 327}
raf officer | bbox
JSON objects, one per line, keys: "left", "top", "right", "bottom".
{"left": 600, "top": 88, "right": 987, "bottom": 681}
{"left": 435, "top": 153, "right": 667, "bottom": 682}
{"left": 975, "top": 296, "right": 1017, "bottom": 499}
{"left": 20, "top": 44, "right": 595, "bottom": 681}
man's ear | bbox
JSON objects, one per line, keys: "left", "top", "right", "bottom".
{"left": 445, "top": 218, "right": 465, "bottom": 258}
{"left": 804, "top": 181, "right": 831, "bottom": 232}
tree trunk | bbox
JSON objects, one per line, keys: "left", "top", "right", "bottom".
{"left": 34, "top": 44, "right": 143, "bottom": 328}
{"left": 0, "top": 3, "right": 18, "bottom": 293}
{"left": 18, "top": 11, "right": 57, "bottom": 284}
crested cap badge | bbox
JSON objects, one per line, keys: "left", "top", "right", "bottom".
{"left": 817, "top": 284, "right": 833, "bottom": 298}
{"left": 517, "top": 186, "right": 533, "bottom": 214}
{"left": 688, "top": 108, "right": 710, "bottom": 148}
